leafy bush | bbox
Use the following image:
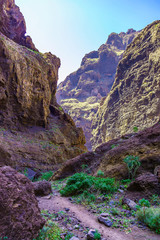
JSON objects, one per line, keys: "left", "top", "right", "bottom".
{"left": 38, "top": 171, "right": 53, "bottom": 181}
{"left": 97, "top": 170, "right": 104, "bottom": 177}
{"left": 60, "top": 173, "right": 117, "bottom": 197}
{"left": 133, "top": 126, "right": 138, "bottom": 132}
{"left": 150, "top": 195, "right": 160, "bottom": 206}
{"left": 137, "top": 207, "right": 160, "bottom": 234}
{"left": 35, "top": 221, "right": 62, "bottom": 240}
{"left": 93, "top": 229, "right": 101, "bottom": 239}
{"left": 123, "top": 155, "right": 141, "bottom": 179}
{"left": 139, "top": 198, "right": 151, "bottom": 208}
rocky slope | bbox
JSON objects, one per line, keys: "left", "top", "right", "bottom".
{"left": 57, "top": 29, "right": 138, "bottom": 150}
{"left": 92, "top": 20, "right": 160, "bottom": 149}
{"left": 0, "top": 0, "right": 86, "bottom": 172}
{"left": 51, "top": 121, "right": 160, "bottom": 180}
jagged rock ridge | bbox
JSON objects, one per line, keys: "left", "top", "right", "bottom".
{"left": 92, "top": 20, "right": 160, "bottom": 149}
{"left": 0, "top": 0, "right": 86, "bottom": 171}
{"left": 57, "top": 29, "right": 138, "bottom": 150}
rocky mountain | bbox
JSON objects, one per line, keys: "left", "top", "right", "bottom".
{"left": 92, "top": 20, "right": 160, "bottom": 149}
{"left": 0, "top": 0, "right": 86, "bottom": 172}
{"left": 57, "top": 29, "right": 138, "bottom": 150}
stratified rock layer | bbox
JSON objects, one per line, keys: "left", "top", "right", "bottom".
{"left": 92, "top": 20, "right": 160, "bottom": 149}
{"left": 51, "top": 122, "right": 160, "bottom": 180}
{"left": 0, "top": 0, "right": 86, "bottom": 171}
{"left": 0, "top": 166, "right": 45, "bottom": 240}
{"left": 0, "top": 0, "right": 37, "bottom": 50}
{"left": 57, "top": 29, "right": 138, "bottom": 150}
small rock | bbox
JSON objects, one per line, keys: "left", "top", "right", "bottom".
{"left": 118, "top": 189, "right": 124, "bottom": 193}
{"left": 98, "top": 216, "right": 113, "bottom": 227}
{"left": 65, "top": 208, "right": 70, "bottom": 212}
{"left": 122, "top": 198, "right": 137, "bottom": 211}
{"left": 100, "top": 213, "right": 110, "bottom": 217}
{"left": 32, "top": 180, "right": 52, "bottom": 196}
{"left": 74, "top": 224, "right": 79, "bottom": 229}
{"left": 70, "top": 237, "right": 79, "bottom": 240}
{"left": 86, "top": 229, "right": 97, "bottom": 240}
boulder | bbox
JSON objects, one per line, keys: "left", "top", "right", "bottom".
{"left": 127, "top": 172, "right": 160, "bottom": 195}
{"left": 0, "top": 166, "right": 45, "bottom": 240}
{"left": 98, "top": 216, "right": 113, "bottom": 227}
{"left": 33, "top": 180, "right": 52, "bottom": 196}
{"left": 122, "top": 198, "right": 137, "bottom": 211}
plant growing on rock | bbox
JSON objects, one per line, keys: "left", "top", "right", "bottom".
{"left": 123, "top": 155, "right": 141, "bottom": 179}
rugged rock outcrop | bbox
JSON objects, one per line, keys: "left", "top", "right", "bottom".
{"left": 0, "top": 0, "right": 86, "bottom": 171}
{"left": 57, "top": 29, "right": 138, "bottom": 150}
{"left": 51, "top": 122, "right": 160, "bottom": 180}
{"left": 0, "top": 166, "right": 45, "bottom": 240}
{"left": 92, "top": 20, "right": 160, "bottom": 149}
{"left": 0, "top": 0, "right": 37, "bottom": 50}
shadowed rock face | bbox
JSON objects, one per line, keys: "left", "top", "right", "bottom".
{"left": 0, "top": 0, "right": 37, "bottom": 50}
{"left": 51, "top": 122, "right": 160, "bottom": 180}
{"left": 0, "top": 166, "right": 45, "bottom": 240}
{"left": 92, "top": 20, "right": 160, "bottom": 149}
{"left": 0, "top": 0, "right": 87, "bottom": 171}
{"left": 57, "top": 29, "right": 138, "bottom": 150}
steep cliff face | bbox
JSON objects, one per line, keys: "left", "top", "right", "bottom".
{"left": 0, "top": 0, "right": 37, "bottom": 50}
{"left": 92, "top": 20, "right": 160, "bottom": 149}
{"left": 0, "top": 0, "right": 86, "bottom": 171}
{"left": 57, "top": 29, "right": 138, "bottom": 150}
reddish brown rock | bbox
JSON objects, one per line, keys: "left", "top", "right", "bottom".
{"left": 0, "top": 166, "right": 45, "bottom": 240}
{"left": 0, "top": 0, "right": 37, "bottom": 50}
{"left": 51, "top": 122, "right": 160, "bottom": 180}
{"left": 0, "top": 0, "right": 87, "bottom": 171}
{"left": 92, "top": 20, "right": 160, "bottom": 149}
{"left": 33, "top": 180, "right": 52, "bottom": 196}
{"left": 57, "top": 30, "right": 138, "bottom": 150}
{"left": 127, "top": 172, "right": 160, "bottom": 194}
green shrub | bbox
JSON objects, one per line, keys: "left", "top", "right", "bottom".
{"left": 35, "top": 221, "right": 62, "bottom": 239}
{"left": 60, "top": 173, "right": 117, "bottom": 197}
{"left": 150, "top": 195, "right": 160, "bottom": 206}
{"left": 123, "top": 155, "right": 141, "bottom": 179}
{"left": 133, "top": 126, "right": 138, "bottom": 132}
{"left": 97, "top": 170, "right": 104, "bottom": 177}
{"left": 93, "top": 229, "right": 101, "bottom": 239}
{"left": 38, "top": 171, "right": 53, "bottom": 181}
{"left": 137, "top": 207, "right": 160, "bottom": 234}
{"left": 139, "top": 198, "right": 151, "bottom": 208}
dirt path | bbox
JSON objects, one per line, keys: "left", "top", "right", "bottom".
{"left": 37, "top": 194, "right": 159, "bottom": 240}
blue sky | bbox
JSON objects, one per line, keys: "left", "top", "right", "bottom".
{"left": 15, "top": 0, "right": 160, "bottom": 83}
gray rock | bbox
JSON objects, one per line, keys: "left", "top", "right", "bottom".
{"left": 122, "top": 198, "right": 137, "bottom": 211}
{"left": 70, "top": 237, "right": 79, "bottom": 240}
{"left": 86, "top": 229, "right": 97, "bottom": 240}
{"left": 98, "top": 216, "right": 113, "bottom": 227}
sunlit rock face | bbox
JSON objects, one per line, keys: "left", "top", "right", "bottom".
{"left": 57, "top": 29, "right": 138, "bottom": 150}
{"left": 0, "top": 0, "right": 37, "bottom": 50}
{"left": 92, "top": 20, "right": 160, "bottom": 149}
{"left": 0, "top": 0, "right": 87, "bottom": 171}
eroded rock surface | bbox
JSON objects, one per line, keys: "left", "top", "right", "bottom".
{"left": 57, "top": 29, "right": 138, "bottom": 150}
{"left": 0, "top": 0, "right": 86, "bottom": 171}
{"left": 0, "top": 0, "right": 37, "bottom": 50}
{"left": 51, "top": 122, "right": 160, "bottom": 180}
{"left": 0, "top": 166, "right": 45, "bottom": 240}
{"left": 92, "top": 20, "right": 160, "bottom": 149}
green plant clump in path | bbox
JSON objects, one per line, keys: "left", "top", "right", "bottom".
{"left": 60, "top": 172, "right": 118, "bottom": 197}
{"left": 137, "top": 207, "right": 160, "bottom": 234}
{"left": 35, "top": 221, "right": 62, "bottom": 240}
